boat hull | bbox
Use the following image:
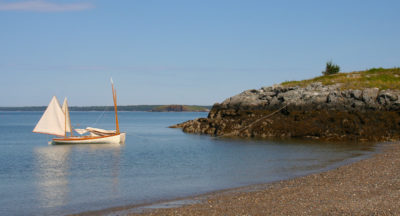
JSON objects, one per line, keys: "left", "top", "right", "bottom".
{"left": 52, "top": 133, "right": 126, "bottom": 145}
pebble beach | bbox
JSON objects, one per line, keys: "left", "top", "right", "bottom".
{"left": 118, "top": 142, "right": 400, "bottom": 216}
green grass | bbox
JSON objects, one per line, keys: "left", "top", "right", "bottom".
{"left": 281, "top": 67, "right": 400, "bottom": 90}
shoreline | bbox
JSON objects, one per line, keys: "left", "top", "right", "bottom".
{"left": 74, "top": 142, "right": 399, "bottom": 216}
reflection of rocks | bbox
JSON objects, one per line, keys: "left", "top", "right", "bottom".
{"left": 170, "top": 82, "right": 400, "bottom": 141}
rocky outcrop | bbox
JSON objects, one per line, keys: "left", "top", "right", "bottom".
{"left": 171, "top": 82, "right": 400, "bottom": 141}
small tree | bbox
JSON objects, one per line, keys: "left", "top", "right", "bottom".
{"left": 322, "top": 61, "right": 340, "bottom": 75}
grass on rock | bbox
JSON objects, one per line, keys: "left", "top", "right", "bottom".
{"left": 281, "top": 67, "right": 400, "bottom": 90}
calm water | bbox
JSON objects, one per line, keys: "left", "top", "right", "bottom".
{"left": 0, "top": 111, "right": 375, "bottom": 215}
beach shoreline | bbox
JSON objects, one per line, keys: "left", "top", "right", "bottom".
{"left": 74, "top": 142, "right": 399, "bottom": 216}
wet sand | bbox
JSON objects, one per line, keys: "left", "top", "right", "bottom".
{"left": 78, "top": 142, "right": 400, "bottom": 216}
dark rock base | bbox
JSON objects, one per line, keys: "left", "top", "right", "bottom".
{"left": 171, "top": 108, "right": 400, "bottom": 142}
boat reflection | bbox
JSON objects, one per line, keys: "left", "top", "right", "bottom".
{"left": 34, "top": 144, "right": 122, "bottom": 209}
{"left": 34, "top": 146, "right": 71, "bottom": 209}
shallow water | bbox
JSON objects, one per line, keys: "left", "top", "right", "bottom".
{"left": 0, "top": 111, "right": 375, "bottom": 215}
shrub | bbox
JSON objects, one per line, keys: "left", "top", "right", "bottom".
{"left": 322, "top": 61, "right": 340, "bottom": 75}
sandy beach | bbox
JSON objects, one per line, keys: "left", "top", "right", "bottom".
{"left": 96, "top": 142, "right": 400, "bottom": 216}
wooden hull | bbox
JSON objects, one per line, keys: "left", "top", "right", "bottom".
{"left": 52, "top": 133, "right": 126, "bottom": 145}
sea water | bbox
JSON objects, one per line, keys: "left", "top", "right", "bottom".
{"left": 0, "top": 111, "right": 375, "bottom": 215}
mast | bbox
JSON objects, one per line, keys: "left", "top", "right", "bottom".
{"left": 64, "top": 111, "right": 67, "bottom": 137}
{"left": 111, "top": 78, "right": 120, "bottom": 134}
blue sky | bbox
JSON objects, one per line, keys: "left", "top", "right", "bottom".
{"left": 1, "top": 0, "right": 399, "bottom": 106}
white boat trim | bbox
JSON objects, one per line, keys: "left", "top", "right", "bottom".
{"left": 52, "top": 133, "right": 126, "bottom": 145}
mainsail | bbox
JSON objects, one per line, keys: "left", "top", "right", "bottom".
{"left": 33, "top": 96, "right": 66, "bottom": 136}
{"left": 62, "top": 97, "right": 72, "bottom": 134}
{"left": 74, "top": 127, "right": 116, "bottom": 136}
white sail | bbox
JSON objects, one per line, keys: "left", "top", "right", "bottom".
{"left": 74, "top": 128, "right": 88, "bottom": 135}
{"left": 62, "top": 98, "right": 72, "bottom": 133}
{"left": 86, "top": 127, "right": 116, "bottom": 136}
{"left": 33, "top": 96, "right": 66, "bottom": 136}
{"left": 74, "top": 127, "right": 116, "bottom": 136}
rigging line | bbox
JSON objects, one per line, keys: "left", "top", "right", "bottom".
{"left": 92, "top": 106, "right": 108, "bottom": 127}
{"left": 217, "top": 103, "right": 290, "bottom": 138}
{"left": 73, "top": 106, "right": 108, "bottom": 129}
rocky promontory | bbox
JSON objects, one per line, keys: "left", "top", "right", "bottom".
{"left": 171, "top": 68, "right": 400, "bottom": 141}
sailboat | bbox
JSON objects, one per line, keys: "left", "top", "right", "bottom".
{"left": 33, "top": 79, "right": 126, "bottom": 145}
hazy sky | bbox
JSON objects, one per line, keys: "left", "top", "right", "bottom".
{"left": 1, "top": 0, "right": 399, "bottom": 106}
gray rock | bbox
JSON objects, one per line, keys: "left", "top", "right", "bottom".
{"left": 379, "top": 90, "right": 398, "bottom": 101}
{"left": 326, "top": 83, "right": 342, "bottom": 91}
{"left": 259, "top": 91, "right": 276, "bottom": 98}
{"left": 362, "top": 88, "right": 379, "bottom": 105}
{"left": 261, "top": 86, "right": 273, "bottom": 92}
{"left": 217, "top": 83, "right": 400, "bottom": 112}
{"left": 258, "top": 95, "right": 272, "bottom": 101}
{"left": 312, "top": 94, "right": 329, "bottom": 105}
{"left": 350, "top": 89, "right": 363, "bottom": 100}
{"left": 269, "top": 97, "right": 281, "bottom": 107}
{"left": 327, "top": 92, "right": 340, "bottom": 103}
{"left": 352, "top": 100, "right": 365, "bottom": 109}
{"left": 310, "top": 82, "right": 323, "bottom": 88}
{"left": 341, "top": 90, "right": 352, "bottom": 98}
{"left": 378, "top": 95, "right": 390, "bottom": 106}
{"left": 279, "top": 90, "right": 302, "bottom": 104}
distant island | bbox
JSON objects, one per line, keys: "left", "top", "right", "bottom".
{"left": 172, "top": 67, "right": 400, "bottom": 141}
{"left": 0, "top": 105, "right": 211, "bottom": 112}
{"left": 149, "top": 105, "right": 210, "bottom": 112}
